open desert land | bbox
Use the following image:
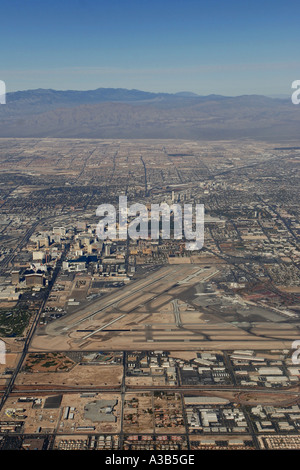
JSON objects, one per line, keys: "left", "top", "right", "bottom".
{"left": 14, "top": 354, "right": 123, "bottom": 390}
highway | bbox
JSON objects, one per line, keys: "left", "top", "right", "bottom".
{"left": 6, "top": 385, "right": 300, "bottom": 396}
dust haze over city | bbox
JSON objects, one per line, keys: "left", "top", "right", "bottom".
{"left": 0, "top": 0, "right": 300, "bottom": 457}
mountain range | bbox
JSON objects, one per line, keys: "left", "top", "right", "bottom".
{"left": 0, "top": 87, "right": 298, "bottom": 141}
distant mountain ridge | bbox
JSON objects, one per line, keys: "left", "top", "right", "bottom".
{"left": 4, "top": 87, "right": 234, "bottom": 111}
{"left": 0, "top": 87, "right": 296, "bottom": 141}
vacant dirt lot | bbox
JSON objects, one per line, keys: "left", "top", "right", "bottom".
{"left": 15, "top": 364, "right": 123, "bottom": 388}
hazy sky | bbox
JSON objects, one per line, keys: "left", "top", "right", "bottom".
{"left": 1, "top": 0, "right": 299, "bottom": 95}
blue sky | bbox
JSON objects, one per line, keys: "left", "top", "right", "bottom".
{"left": 1, "top": 0, "right": 299, "bottom": 95}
